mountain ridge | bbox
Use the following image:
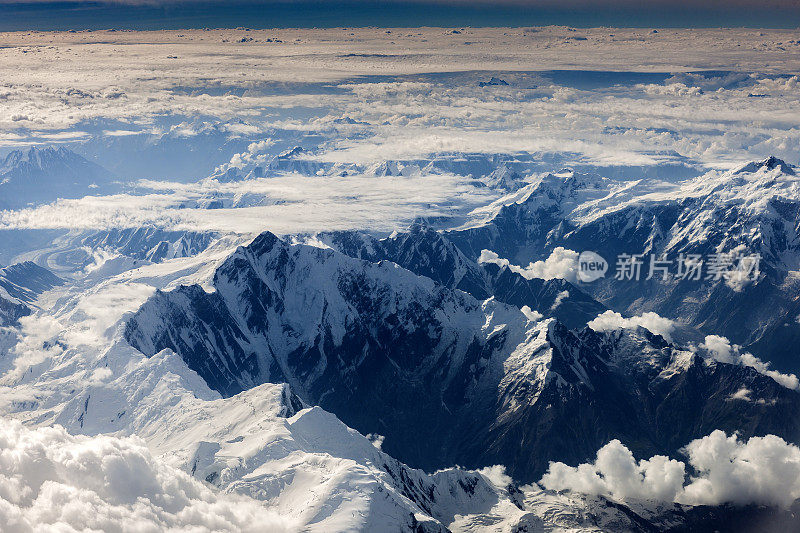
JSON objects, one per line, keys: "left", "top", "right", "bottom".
{"left": 124, "top": 229, "right": 800, "bottom": 484}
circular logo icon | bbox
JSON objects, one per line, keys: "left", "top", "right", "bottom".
{"left": 578, "top": 251, "right": 608, "bottom": 282}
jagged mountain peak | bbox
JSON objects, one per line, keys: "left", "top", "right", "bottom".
{"left": 368, "top": 160, "right": 404, "bottom": 176}
{"left": 0, "top": 144, "right": 114, "bottom": 209}
{"left": 125, "top": 228, "right": 800, "bottom": 486}
{"left": 206, "top": 144, "right": 327, "bottom": 183}
{"left": 278, "top": 145, "right": 306, "bottom": 158}
{"left": 1, "top": 144, "right": 87, "bottom": 171}
{"left": 465, "top": 157, "right": 799, "bottom": 240}
{"left": 734, "top": 155, "right": 795, "bottom": 176}
{"left": 311, "top": 225, "right": 607, "bottom": 327}
{"left": 484, "top": 164, "right": 524, "bottom": 190}
{"left": 686, "top": 156, "right": 800, "bottom": 210}
{"left": 389, "top": 219, "right": 447, "bottom": 241}
{"left": 478, "top": 76, "right": 509, "bottom": 87}
{"left": 241, "top": 228, "right": 283, "bottom": 255}
{"left": 462, "top": 169, "right": 614, "bottom": 228}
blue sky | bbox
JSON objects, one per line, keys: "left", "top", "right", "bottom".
{"left": 2, "top": 1, "right": 800, "bottom": 30}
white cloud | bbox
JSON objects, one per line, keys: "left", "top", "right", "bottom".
{"left": 728, "top": 386, "right": 753, "bottom": 402}
{"left": 550, "top": 290, "right": 570, "bottom": 311}
{"left": 479, "top": 248, "right": 580, "bottom": 283}
{"left": 701, "top": 335, "right": 800, "bottom": 390}
{"left": 476, "top": 465, "right": 513, "bottom": 489}
{"left": 541, "top": 439, "right": 686, "bottom": 503}
{"left": 213, "top": 138, "right": 275, "bottom": 175}
{"left": 682, "top": 431, "right": 800, "bottom": 508}
{"left": 701, "top": 334, "right": 736, "bottom": 363}
{"left": 587, "top": 310, "right": 676, "bottom": 342}
{"left": 0, "top": 420, "right": 289, "bottom": 532}
{"left": 366, "top": 433, "right": 385, "bottom": 450}
{"left": 541, "top": 430, "right": 800, "bottom": 509}
{"left": 520, "top": 305, "right": 544, "bottom": 322}
{"left": 0, "top": 172, "right": 496, "bottom": 235}
{"left": 643, "top": 83, "right": 704, "bottom": 98}
{"left": 1, "top": 28, "right": 799, "bottom": 171}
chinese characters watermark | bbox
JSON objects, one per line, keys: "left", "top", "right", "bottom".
{"left": 578, "top": 251, "right": 761, "bottom": 283}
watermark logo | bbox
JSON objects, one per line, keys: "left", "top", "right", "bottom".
{"left": 575, "top": 251, "right": 760, "bottom": 284}
{"left": 578, "top": 251, "right": 608, "bottom": 282}
{"left": 612, "top": 252, "right": 760, "bottom": 282}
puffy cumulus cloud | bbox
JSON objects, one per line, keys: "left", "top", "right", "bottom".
{"left": 477, "top": 250, "right": 510, "bottom": 268}
{"left": 665, "top": 72, "right": 755, "bottom": 92}
{"left": 541, "top": 430, "right": 800, "bottom": 509}
{"left": 0, "top": 420, "right": 289, "bottom": 533}
{"left": 642, "top": 83, "right": 704, "bottom": 98}
{"left": 728, "top": 386, "right": 754, "bottom": 402}
{"left": 681, "top": 431, "right": 800, "bottom": 508}
{"left": 752, "top": 75, "right": 800, "bottom": 95}
{"left": 215, "top": 138, "right": 275, "bottom": 173}
{"left": 587, "top": 310, "right": 676, "bottom": 342}
{"left": 701, "top": 334, "right": 799, "bottom": 390}
{"left": 541, "top": 439, "right": 686, "bottom": 503}
{"left": 476, "top": 465, "right": 513, "bottom": 489}
{"left": 478, "top": 248, "right": 580, "bottom": 283}
{"left": 366, "top": 433, "right": 385, "bottom": 450}
{"left": 701, "top": 333, "right": 736, "bottom": 362}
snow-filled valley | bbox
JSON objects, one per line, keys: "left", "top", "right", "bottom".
{"left": 1, "top": 26, "right": 800, "bottom": 532}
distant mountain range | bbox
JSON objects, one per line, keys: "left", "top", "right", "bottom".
{"left": 205, "top": 143, "right": 695, "bottom": 188}
{"left": 0, "top": 146, "right": 115, "bottom": 209}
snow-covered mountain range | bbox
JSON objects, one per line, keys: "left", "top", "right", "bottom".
{"left": 207, "top": 145, "right": 546, "bottom": 193}
{"left": 0, "top": 146, "right": 115, "bottom": 209}
{"left": 311, "top": 224, "right": 607, "bottom": 328}
{"left": 0, "top": 231, "right": 691, "bottom": 532}
{"left": 447, "top": 158, "right": 800, "bottom": 375}
{"left": 124, "top": 229, "right": 800, "bottom": 487}
{"left": 3, "top": 24, "right": 800, "bottom": 531}
{"left": 3, "top": 154, "right": 800, "bottom": 532}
